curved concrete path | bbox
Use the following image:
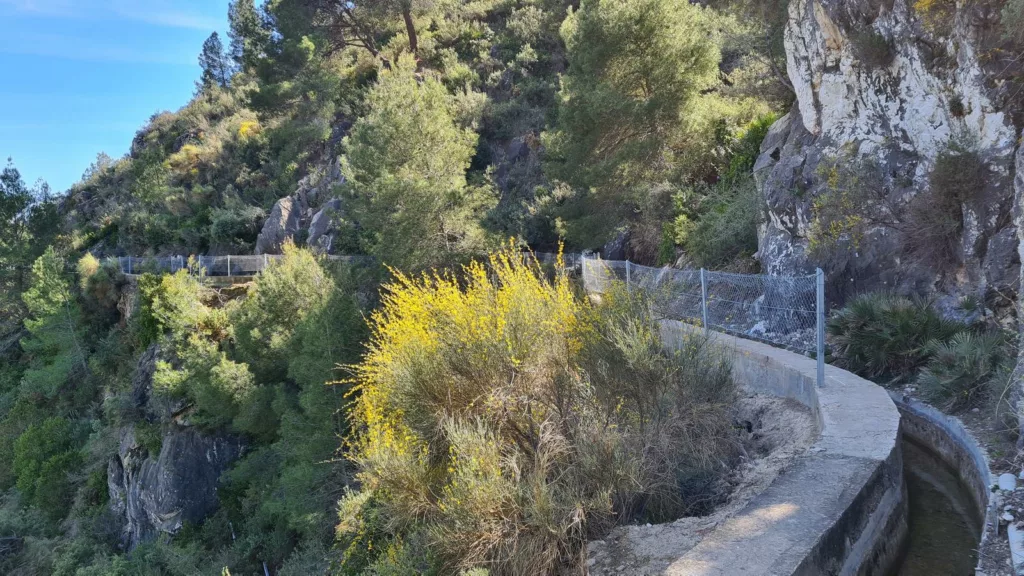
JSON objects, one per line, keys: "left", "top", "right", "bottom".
{"left": 659, "top": 321, "right": 904, "bottom": 576}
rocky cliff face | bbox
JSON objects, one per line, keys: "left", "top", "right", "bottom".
{"left": 255, "top": 158, "right": 347, "bottom": 255}
{"left": 107, "top": 346, "right": 244, "bottom": 549}
{"left": 756, "top": 0, "right": 1023, "bottom": 310}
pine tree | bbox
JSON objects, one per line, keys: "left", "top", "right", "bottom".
{"left": 19, "top": 248, "right": 87, "bottom": 399}
{"left": 198, "top": 32, "right": 231, "bottom": 89}
{"left": 228, "top": 0, "right": 270, "bottom": 72}
{"left": 544, "top": 0, "right": 721, "bottom": 246}
{"left": 343, "top": 55, "right": 492, "bottom": 271}
{"left": 1, "top": 161, "right": 56, "bottom": 337}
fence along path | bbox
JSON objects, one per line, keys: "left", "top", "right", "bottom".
{"left": 581, "top": 255, "right": 826, "bottom": 387}
{"left": 111, "top": 254, "right": 372, "bottom": 278}
{"left": 111, "top": 252, "right": 826, "bottom": 386}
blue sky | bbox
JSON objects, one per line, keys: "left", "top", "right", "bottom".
{"left": 0, "top": 0, "right": 231, "bottom": 193}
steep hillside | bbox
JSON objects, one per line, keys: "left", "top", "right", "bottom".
{"left": 2, "top": 0, "right": 1022, "bottom": 574}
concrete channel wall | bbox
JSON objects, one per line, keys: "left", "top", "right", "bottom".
{"left": 891, "top": 395, "right": 994, "bottom": 573}
{"left": 658, "top": 321, "right": 905, "bottom": 575}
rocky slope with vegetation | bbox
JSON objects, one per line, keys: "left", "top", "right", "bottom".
{"left": 756, "top": 0, "right": 1024, "bottom": 311}
{"left": 0, "top": 0, "right": 1023, "bottom": 574}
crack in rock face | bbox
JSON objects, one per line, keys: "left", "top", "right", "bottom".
{"left": 758, "top": 0, "right": 1021, "bottom": 307}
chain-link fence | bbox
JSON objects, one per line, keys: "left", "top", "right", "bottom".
{"left": 582, "top": 255, "right": 825, "bottom": 386}
{"left": 110, "top": 255, "right": 373, "bottom": 277}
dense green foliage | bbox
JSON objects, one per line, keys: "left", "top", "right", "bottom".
{"left": 342, "top": 55, "right": 492, "bottom": 270}
{"left": 544, "top": 0, "right": 779, "bottom": 255}
{"left": 827, "top": 293, "right": 968, "bottom": 382}
{"left": 917, "top": 332, "right": 1009, "bottom": 411}
{"left": 829, "top": 292, "right": 1013, "bottom": 413}
{"left": 0, "top": 0, "right": 794, "bottom": 573}
{"left": 340, "top": 252, "right": 735, "bottom": 574}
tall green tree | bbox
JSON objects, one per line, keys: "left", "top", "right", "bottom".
{"left": 312, "top": 0, "right": 432, "bottom": 59}
{"left": 228, "top": 0, "right": 271, "bottom": 72}
{"left": 544, "top": 0, "right": 721, "bottom": 247}
{"left": 0, "top": 161, "right": 34, "bottom": 335}
{"left": 13, "top": 416, "right": 82, "bottom": 523}
{"left": 199, "top": 32, "right": 232, "bottom": 89}
{"left": 343, "top": 54, "right": 492, "bottom": 271}
{"left": 19, "top": 248, "right": 88, "bottom": 399}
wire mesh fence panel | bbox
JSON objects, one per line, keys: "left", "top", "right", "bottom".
{"left": 703, "top": 271, "right": 817, "bottom": 354}
{"left": 581, "top": 255, "right": 819, "bottom": 356}
{"left": 112, "top": 254, "right": 376, "bottom": 278}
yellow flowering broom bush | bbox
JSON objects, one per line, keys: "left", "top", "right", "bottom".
{"left": 339, "top": 248, "right": 736, "bottom": 575}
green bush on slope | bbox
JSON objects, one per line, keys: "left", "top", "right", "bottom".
{"left": 338, "top": 249, "right": 736, "bottom": 575}
{"left": 827, "top": 293, "right": 968, "bottom": 382}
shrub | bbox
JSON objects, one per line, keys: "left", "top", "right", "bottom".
{"left": 853, "top": 30, "right": 896, "bottom": 68}
{"left": 342, "top": 248, "right": 735, "bottom": 574}
{"left": 209, "top": 203, "right": 265, "bottom": 250}
{"left": 231, "top": 242, "right": 339, "bottom": 384}
{"left": 1004, "top": 0, "right": 1024, "bottom": 43}
{"left": 676, "top": 176, "right": 762, "bottom": 268}
{"left": 77, "top": 253, "right": 125, "bottom": 315}
{"left": 828, "top": 293, "right": 968, "bottom": 382}
{"left": 917, "top": 332, "right": 1008, "bottom": 411}
{"left": 903, "top": 142, "right": 985, "bottom": 267}
{"left": 903, "top": 189, "right": 964, "bottom": 267}
{"left": 13, "top": 417, "right": 83, "bottom": 523}
{"left": 914, "top": 0, "right": 957, "bottom": 34}
{"left": 721, "top": 114, "right": 778, "bottom": 186}
{"left": 949, "top": 94, "right": 966, "bottom": 117}
{"left": 929, "top": 142, "right": 985, "bottom": 206}
{"left": 807, "top": 152, "right": 896, "bottom": 263}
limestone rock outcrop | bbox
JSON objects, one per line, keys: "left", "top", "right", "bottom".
{"left": 255, "top": 195, "right": 302, "bottom": 255}
{"left": 254, "top": 158, "right": 347, "bottom": 255}
{"left": 756, "top": 0, "right": 1022, "bottom": 307}
{"left": 107, "top": 426, "right": 243, "bottom": 549}
{"left": 307, "top": 198, "right": 344, "bottom": 255}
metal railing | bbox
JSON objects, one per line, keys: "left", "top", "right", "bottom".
{"left": 110, "top": 254, "right": 373, "bottom": 277}
{"left": 581, "top": 255, "right": 826, "bottom": 387}
{"left": 108, "top": 251, "right": 827, "bottom": 386}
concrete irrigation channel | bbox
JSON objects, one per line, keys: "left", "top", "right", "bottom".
{"left": 625, "top": 322, "right": 992, "bottom": 576}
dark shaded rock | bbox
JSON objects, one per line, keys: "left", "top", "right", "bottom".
{"left": 108, "top": 426, "right": 244, "bottom": 549}
{"left": 983, "top": 226, "right": 1020, "bottom": 291}
{"left": 108, "top": 345, "right": 245, "bottom": 550}
{"left": 602, "top": 230, "right": 630, "bottom": 261}
{"left": 255, "top": 196, "right": 301, "bottom": 255}
{"left": 130, "top": 345, "right": 187, "bottom": 422}
{"left": 307, "top": 198, "right": 344, "bottom": 255}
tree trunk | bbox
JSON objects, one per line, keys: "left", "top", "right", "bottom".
{"left": 402, "top": 8, "right": 418, "bottom": 55}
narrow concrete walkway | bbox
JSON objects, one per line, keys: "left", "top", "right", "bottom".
{"left": 659, "top": 322, "right": 904, "bottom": 576}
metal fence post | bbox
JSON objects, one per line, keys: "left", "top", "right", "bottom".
{"left": 700, "top": 268, "right": 709, "bottom": 331}
{"left": 816, "top": 268, "right": 825, "bottom": 387}
{"left": 127, "top": 257, "right": 132, "bottom": 275}
{"left": 625, "top": 259, "right": 631, "bottom": 292}
{"left": 227, "top": 255, "right": 231, "bottom": 277}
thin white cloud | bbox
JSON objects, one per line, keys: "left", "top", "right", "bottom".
{"left": 109, "top": 1, "right": 222, "bottom": 31}
{"left": 0, "top": 31, "right": 196, "bottom": 65}
{"left": 0, "top": 0, "right": 223, "bottom": 30}
{"left": 0, "top": 0, "right": 77, "bottom": 17}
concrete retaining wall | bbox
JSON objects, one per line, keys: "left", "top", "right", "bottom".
{"left": 658, "top": 321, "right": 905, "bottom": 575}
{"left": 890, "top": 394, "right": 994, "bottom": 573}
